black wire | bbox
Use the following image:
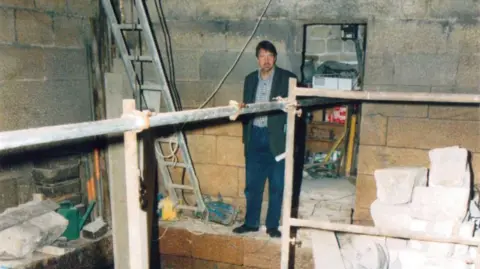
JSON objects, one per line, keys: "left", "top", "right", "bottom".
{"left": 154, "top": 0, "right": 183, "bottom": 111}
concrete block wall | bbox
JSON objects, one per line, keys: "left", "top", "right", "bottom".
{"left": 0, "top": 0, "right": 97, "bottom": 209}
{"left": 146, "top": 0, "right": 480, "bottom": 225}
{"left": 305, "top": 24, "right": 362, "bottom": 64}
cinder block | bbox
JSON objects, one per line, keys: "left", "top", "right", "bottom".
{"left": 461, "top": 25, "right": 480, "bottom": 54}
{"left": 53, "top": 16, "right": 87, "bottom": 48}
{"left": 0, "top": 0, "right": 34, "bottom": 8}
{"left": 370, "top": 199, "right": 412, "bottom": 230}
{"left": 0, "top": 9, "right": 14, "bottom": 44}
{"left": 192, "top": 233, "right": 243, "bottom": 265}
{"left": 15, "top": 10, "right": 54, "bottom": 45}
{"left": 213, "top": 83, "right": 243, "bottom": 107}
{"left": 176, "top": 81, "right": 215, "bottom": 108}
{"left": 363, "top": 55, "right": 394, "bottom": 85}
{"left": 428, "top": 146, "right": 470, "bottom": 188}
{"left": 456, "top": 55, "right": 480, "bottom": 88}
{"left": 354, "top": 174, "right": 376, "bottom": 220}
{"left": 374, "top": 166, "right": 427, "bottom": 204}
{"left": 160, "top": 254, "right": 193, "bottom": 269}
{"left": 361, "top": 103, "right": 428, "bottom": 118}
{"left": 200, "top": 51, "right": 257, "bottom": 83}
{"left": 34, "top": 0, "right": 66, "bottom": 12}
{"left": 428, "top": 105, "right": 480, "bottom": 121}
{"left": 358, "top": 114, "right": 387, "bottom": 146}
{"left": 154, "top": 21, "right": 226, "bottom": 50}
{"left": 307, "top": 25, "right": 335, "bottom": 39}
{"left": 192, "top": 259, "right": 243, "bottom": 269}
{"left": 185, "top": 134, "right": 217, "bottom": 164}
{"left": 305, "top": 39, "right": 325, "bottom": 54}
{"left": 195, "top": 164, "right": 238, "bottom": 197}
{"left": 0, "top": 46, "right": 46, "bottom": 80}
{"left": 243, "top": 238, "right": 280, "bottom": 268}
{"left": 343, "top": 40, "right": 356, "bottom": 52}
{"left": 326, "top": 39, "right": 342, "bottom": 53}
{"left": 473, "top": 153, "right": 480, "bottom": 185}
{"left": 386, "top": 118, "right": 479, "bottom": 152}
{"left": 44, "top": 48, "right": 88, "bottom": 79}
{"left": 146, "top": 0, "right": 196, "bottom": 20}
{"left": 216, "top": 136, "right": 245, "bottom": 167}
{"left": 357, "top": 145, "right": 429, "bottom": 176}
{"left": 66, "top": 0, "right": 97, "bottom": 17}
{"left": 410, "top": 186, "right": 469, "bottom": 221}
{"left": 393, "top": 54, "right": 457, "bottom": 86}
{"left": 204, "top": 121, "right": 242, "bottom": 137}
{"left": 159, "top": 227, "right": 193, "bottom": 257}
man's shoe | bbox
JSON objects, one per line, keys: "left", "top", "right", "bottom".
{"left": 266, "top": 228, "right": 281, "bottom": 238}
{"left": 233, "top": 224, "right": 259, "bottom": 234}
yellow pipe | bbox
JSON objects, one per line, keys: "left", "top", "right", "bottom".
{"left": 345, "top": 114, "right": 357, "bottom": 176}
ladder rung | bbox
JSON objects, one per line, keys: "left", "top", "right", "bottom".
{"left": 164, "top": 162, "right": 187, "bottom": 167}
{"left": 171, "top": 184, "right": 194, "bottom": 190}
{"left": 127, "top": 55, "right": 153, "bottom": 62}
{"left": 141, "top": 82, "right": 164, "bottom": 91}
{"left": 176, "top": 205, "right": 199, "bottom": 211}
{"left": 116, "top": 23, "right": 142, "bottom": 30}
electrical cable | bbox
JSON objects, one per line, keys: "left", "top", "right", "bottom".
{"left": 197, "top": 0, "right": 273, "bottom": 109}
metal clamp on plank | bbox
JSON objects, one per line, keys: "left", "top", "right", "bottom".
{"left": 122, "top": 110, "right": 154, "bottom": 133}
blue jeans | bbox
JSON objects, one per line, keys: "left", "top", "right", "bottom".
{"left": 244, "top": 126, "right": 285, "bottom": 229}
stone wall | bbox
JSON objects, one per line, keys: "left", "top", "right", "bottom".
{"left": 144, "top": 0, "right": 480, "bottom": 223}
{"left": 0, "top": 1, "right": 97, "bottom": 210}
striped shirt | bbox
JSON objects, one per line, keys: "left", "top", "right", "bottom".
{"left": 253, "top": 69, "right": 274, "bottom": 127}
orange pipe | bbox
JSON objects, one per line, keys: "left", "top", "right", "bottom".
{"left": 94, "top": 148, "right": 100, "bottom": 182}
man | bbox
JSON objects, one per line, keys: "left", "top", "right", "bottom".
{"left": 233, "top": 40, "right": 297, "bottom": 238}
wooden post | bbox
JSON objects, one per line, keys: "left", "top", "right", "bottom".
{"left": 280, "top": 78, "right": 299, "bottom": 269}
{"left": 123, "top": 99, "right": 149, "bottom": 269}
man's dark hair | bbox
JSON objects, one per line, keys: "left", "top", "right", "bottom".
{"left": 255, "top": 40, "right": 277, "bottom": 58}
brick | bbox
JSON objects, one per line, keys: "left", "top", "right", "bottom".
{"left": 44, "top": 48, "right": 88, "bottom": 79}
{"left": 357, "top": 145, "right": 429, "bottom": 175}
{"left": 216, "top": 136, "right": 245, "bottom": 166}
{"left": 200, "top": 51, "right": 257, "bottom": 83}
{"left": 370, "top": 200, "right": 412, "bottom": 230}
{"left": 354, "top": 174, "right": 376, "bottom": 213}
{"left": 386, "top": 118, "right": 479, "bottom": 151}
{"left": 66, "top": 0, "right": 97, "bottom": 17}
{"left": 456, "top": 55, "right": 480, "bottom": 88}
{"left": 0, "top": 9, "right": 14, "bottom": 44}
{"left": 361, "top": 103, "right": 428, "bottom": 118}
{"left": 410, "top": 186, "right": 469, "bottom": 221}
{"left": 195, "top": 164, "right": 238, "bottom": 197}
{"left": 0, "top": 0, "right": 34, "bottom": 8}
{"left": 393, "top": 54, "right": 457, "bottom": 86}
{"left": 53, "top": 16, "right": 87, "bottom": 48}
{"left": 213, "top": 83, "right": 243, "bottom": 107}
{"left": 305, "top": 39, "right": 325, "bottom": 54}
{"left": 358, "top": 114, "right": 387, "bottom": 146}
{"left": 243, "top": 238, "right": 281, "bottom": 269}
{"left": 186, "top": 135, "right": 216, "bottom": 164}
{"left": 160, "top": 255, "right": 193, "bottom": 269}
{"left": 326, "top": 39, "right": 342, "bottom": 53}
{"left": 368, "top": 19, "right": 459, "bottom": 54}
{"left": 374, "top": 167, "right": 427, "bottom": 204}
{"left": 428, "top": 146, "right": 470, "bottom": 188}
{"left": 428, "top": 104, "right": 480, "bottom": 121}
{"left": 204, "top": 121, "right": 242, "bottom": 136}
{"left": 461, "top": 25, "right": 480, "bottom": 54}
{"left": 159, "top": 227, "right": 193, "bottom": 257}
{"left": 192, "top": 233, "right": 243, "bottom": 265}
{"left": 0, "top": 46, "right": 46, "bottom": 80}
{"left": 34, "top": 0, "right": 66, "bottom": 12}
{"left": 363, "top": 54, "right": 394, "bottom": 85}
{"left": 16, "top": 10, "right": 54, "bottom": 45}
{"left": 175, "top": 81, "right": 215, "bottom": 108}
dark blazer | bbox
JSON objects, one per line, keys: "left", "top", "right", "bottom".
{"left": 241, "top": 66, "right": 297, "bottom": 157}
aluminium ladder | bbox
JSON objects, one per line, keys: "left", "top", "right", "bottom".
{"left": 101, "top": 0, "right": 206, "bottom": 214}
